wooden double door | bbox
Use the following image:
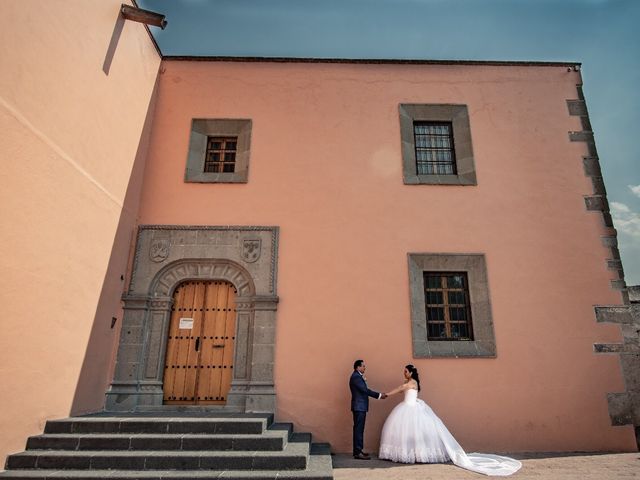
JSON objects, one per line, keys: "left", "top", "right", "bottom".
{"left": 162, "top": 280, "right": 237, "bottom": 404}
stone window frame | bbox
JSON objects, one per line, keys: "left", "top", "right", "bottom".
{"left": 408, "top": 253, "right": 496, "bottom": 358}
{"left": 185, "top": 119, "right": 252, "bottom": 183}
{"left": 399, "top": 104, "right": 477, "bottom": 185}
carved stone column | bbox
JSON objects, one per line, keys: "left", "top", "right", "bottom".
{"left": 226, "top": 297, "right": 254, "bottom": 410}
{"left": 227, "top": 296, "right": 279, "bottom": 412}
{"left": 104, "top": 296, "right": 144, "bottom": 410}
{"left": 136, "top": 296, "right": 173, "bottom": 406}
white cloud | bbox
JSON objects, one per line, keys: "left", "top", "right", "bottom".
{"left": 611, "top": 201, "right": 630, "bottom": 213}
{"left": 628, "top": 185, "right": 640, "bottom": 198}
{"left": 611, "top": 202, "right": 640, "bottom": 238}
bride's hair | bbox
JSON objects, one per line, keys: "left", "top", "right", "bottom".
{"left": 405, "top": 364, "right": 421, "bottom": 391}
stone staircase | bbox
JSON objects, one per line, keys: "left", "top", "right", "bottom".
{"left": 0, "top": 413, "right": 333, "bottom": 479}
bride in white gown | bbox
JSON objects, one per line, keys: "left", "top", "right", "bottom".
{"left": 378, "top": 365, "right": 521, "bottom": 476}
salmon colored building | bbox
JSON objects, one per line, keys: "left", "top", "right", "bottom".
{"left": 1, "top": 1, "right": 639, "bottom": 472}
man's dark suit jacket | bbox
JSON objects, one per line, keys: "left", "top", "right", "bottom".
{"left": 349, "top": 370, "right": 381, "bottom": 412}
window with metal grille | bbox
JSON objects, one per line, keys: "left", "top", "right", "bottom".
{"left": 413, "top": 122, "right": 456, "bottom": 175}
{"left": 423, "top": 272, "right": 473, "bottom": 340}
{"left": 204, "top": 137, "right": 237, "bottom": 173}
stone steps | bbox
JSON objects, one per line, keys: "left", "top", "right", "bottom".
{"left": 26, "top": 431, "right": 288, "bottom": 451}
{"left": 0, "top": 415, "right": 333, "bottom": 480}
{"left": 6, "top": 443, "right": 309, "bottom": 470}
{"left": 0, "top": 453, "right": 331, "bottom": 478}
{"left": 43, "top": 418, "right": 269, "bottom": 435}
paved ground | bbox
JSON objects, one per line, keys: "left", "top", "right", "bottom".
{"left": 332, "top": 452, "right": 639, "bottom": 479}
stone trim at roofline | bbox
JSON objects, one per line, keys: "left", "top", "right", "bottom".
{"left": 161, "top": 56, "right": 581, "bottom": 68}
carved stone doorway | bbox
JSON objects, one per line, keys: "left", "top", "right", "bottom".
{"left": 105, "top": 226, "right": 279, "bottom": 413}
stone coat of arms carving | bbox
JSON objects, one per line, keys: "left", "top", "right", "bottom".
{"left": 241, "top": 238, "right": 261, "bottom": 263}
{"left": 149, "top": 239, "right": 170, "bottom": 263}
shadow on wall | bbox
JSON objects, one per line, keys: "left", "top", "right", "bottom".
{"left": 69, "top": 74, "right": 160, "bottom": 416}
{"left": 103, "top": 10, "right": 125, "bottom": 75}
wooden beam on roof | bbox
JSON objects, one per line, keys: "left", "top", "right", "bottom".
{"left": 121, "top": 4, "right": 167, "bottom": 30}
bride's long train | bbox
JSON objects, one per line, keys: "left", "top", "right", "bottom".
{"left": 379, "top": 390, "right": 522, "bottom": 476}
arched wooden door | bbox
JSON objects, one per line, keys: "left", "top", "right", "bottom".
{"left": 162, "top": 280, "right": 237, "bottom": 404}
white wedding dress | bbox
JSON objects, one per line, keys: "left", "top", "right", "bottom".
{"left": 379, "top": 388, "right": 521, "bottom": 476}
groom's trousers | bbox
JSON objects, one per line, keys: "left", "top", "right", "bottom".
{"left": 352, "top": 411, "right": 366, "bottom": 455}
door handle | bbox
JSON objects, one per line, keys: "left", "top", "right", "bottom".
{"left": 213, "top": 344, "right": 224, "bottom": 348}
{"left": 195, "top": 337, "right": 200, "bottom": 351}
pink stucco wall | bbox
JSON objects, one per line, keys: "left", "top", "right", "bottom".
{"left": 139, "top": 60, "right": 634, "bottom": 452}
{"left": 0, "top": 1, "right": 160, "bottom": 462}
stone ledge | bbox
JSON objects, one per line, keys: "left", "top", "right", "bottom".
{"left": 595, "top": 306, "right": 634, "bottom": 324}
{"left": 594, "top": 343, "right": 624, "bottom": 353}
{"left": 569, "top": 130, "right": 594, "bottom": 142}
{"left": 607, "top": 392, "right": 640, "bottom": 426}
{"left": 594, "top": 343, "right": 639, "bottom": 354}
{"left": 629, "top": 285, "right": 640, "bottom": 303}
{"left": 601, "top": 236, "right": 618, "bottom": 248}
{"left": 582, "top": 156, "right": 602, "bottom": 177}
{"left": 567, "top": 99, "right": 588, "bottom": 116}
{"left": 584, "top": 195, "right": 608, "bottom": 211}
{"left": 610, "top": 279, "right": 627, "bottom": 291}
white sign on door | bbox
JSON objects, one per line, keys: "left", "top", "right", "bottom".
{"left": 179, "top": 317, "right": 194, "bottom": 330}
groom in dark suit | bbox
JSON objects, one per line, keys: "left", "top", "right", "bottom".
{"left": 350, "top": 359, "right": 386, "bottom": 459}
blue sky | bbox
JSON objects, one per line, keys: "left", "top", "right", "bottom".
{"left": 138, "top": 0, "right": 640, "bottom": 284}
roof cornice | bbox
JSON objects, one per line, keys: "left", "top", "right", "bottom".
{"left": 161, "top": 56, "right": 581, "bottom": 68}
